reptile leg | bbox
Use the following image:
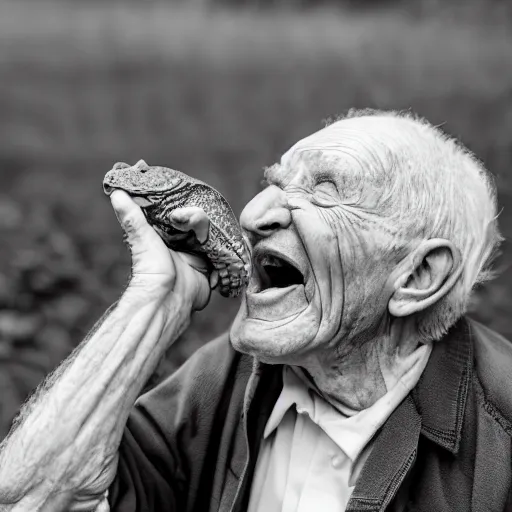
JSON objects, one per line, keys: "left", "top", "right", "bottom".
{"left": 210, "top": 246, "right": 248, "bottom": 297}
{"left": 168, "top": 207, "right": 211, "bottom": 244}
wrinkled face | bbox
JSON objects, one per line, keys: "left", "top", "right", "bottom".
{"left": 230, "top": 118, "right": 400, "bottom": 364}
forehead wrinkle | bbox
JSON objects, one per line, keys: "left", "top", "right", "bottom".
{"left": 282, "top": 121, "right": 408, "bottom": 218}
{"left": 291, "top": 123, "right": 393, "bottom": 176}
{"left": 287, "top": 145, "right": 370, "bottom": 179}
{"left": 324, "top": 121, "right": 403, "bottom": 167}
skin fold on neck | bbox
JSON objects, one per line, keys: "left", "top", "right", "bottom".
{"left": 299, "top": 317, "right": 430, "bottom": 413}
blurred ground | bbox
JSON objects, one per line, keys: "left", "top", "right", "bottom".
{"left": 0, "top": 0, "right": 511, "bottom": 438}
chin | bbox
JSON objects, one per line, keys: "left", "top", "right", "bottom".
{"left": 229, "top": 296, "right": 319, "bottom": 364}
{"left": 229, "top": 234, "right": 323, "bottom": 363}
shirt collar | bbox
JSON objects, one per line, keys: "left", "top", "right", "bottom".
{"left": 263, "top": 343, "right": 432, "bottom": 463}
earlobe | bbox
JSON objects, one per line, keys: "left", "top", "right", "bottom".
{"left": 388, "top": 239, "right": 462, "bottom": 317}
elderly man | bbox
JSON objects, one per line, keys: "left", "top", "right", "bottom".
{"left": 0, "top": 109, "right": 510, "bottom": 512}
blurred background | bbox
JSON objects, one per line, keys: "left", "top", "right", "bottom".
{"left": 0, "top": 0, "right": 511, "bottom": 438}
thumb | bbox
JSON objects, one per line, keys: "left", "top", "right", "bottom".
{"left": 110, "top": 190, "right": 154, "bottom": 245}
{"left": 110, "top": 189, "right": 176, "bottom": 279}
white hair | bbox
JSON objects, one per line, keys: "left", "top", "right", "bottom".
{"left": 330, "top": 109, "right": 503, "bottom": 341}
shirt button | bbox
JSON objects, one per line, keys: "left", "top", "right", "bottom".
{"left": 331, "top": 455, "right": 344, "bottom": 469}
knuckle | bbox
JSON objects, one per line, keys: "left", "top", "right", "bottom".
{"left": 122, "top": 211, "right": 144, "bottom": 235}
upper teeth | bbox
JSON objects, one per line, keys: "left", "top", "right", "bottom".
{"left": 260, "top": 255, "right": 284, "bottom": 267}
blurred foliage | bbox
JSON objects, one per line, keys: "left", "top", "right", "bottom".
{"left": 0, "top": 0, "right": 511, "bottom": 437}
{"left": 218, "top": 0, "right": 512, "bottom": 20}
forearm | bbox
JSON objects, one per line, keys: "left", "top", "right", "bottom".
{"left": 0, "top": 278, "right": 191, "bottom": 509}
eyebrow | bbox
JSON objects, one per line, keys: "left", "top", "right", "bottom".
{"left": 263, "top": 163, "right": 283, "bottom": 186}
{"left": 314, "top": 168, "right": 340, "bottom": 187}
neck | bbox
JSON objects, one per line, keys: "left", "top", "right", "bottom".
{"left": 301, "top": 319, "right": 429, "bottom": 413}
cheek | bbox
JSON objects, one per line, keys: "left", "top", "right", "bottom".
{"left": 315, "top": 208, "right": 378, "bottom": 325}
{"left": 295, "top": 210, "right": 345, "bottom": 318}
{"left": 335, "top": 225, "right": 393, "bottom": 335}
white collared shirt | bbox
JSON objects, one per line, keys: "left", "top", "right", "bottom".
{"left": 247, "top": 344, "right": 432, "bottom": 512}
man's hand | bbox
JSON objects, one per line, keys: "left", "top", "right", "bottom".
{"left": 0, "top": 191, "right": 213, "bottom": 511}
{"left": 111, "top": 190, "right": 210, "bottom": 311}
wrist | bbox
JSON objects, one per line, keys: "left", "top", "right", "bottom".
{"left": 126, "top": 274, "right": 196, "bottom": 328}
{"left": 127, "top": 266, "right": 208, "bottom": 313}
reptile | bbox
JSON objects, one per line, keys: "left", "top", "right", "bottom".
{"left": 103, "top": 160, "right": 250, "bottom": 298}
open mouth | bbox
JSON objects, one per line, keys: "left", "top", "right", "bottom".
{"left": 103, "top": 184, "right": 154, "bottom": 208}
{"left": 254, "top": 251, "right": 304, "bottom": 292}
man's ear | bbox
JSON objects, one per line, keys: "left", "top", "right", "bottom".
{"left": 388, "top": 239, "right": 462, "bottom": 317}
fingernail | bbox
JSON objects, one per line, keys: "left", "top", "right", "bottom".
{"left": 210, "top": 271, "right": 219, "bottom": 289}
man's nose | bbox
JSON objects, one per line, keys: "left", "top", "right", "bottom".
{"left": 240, "top": 185, "right": 292, "bottom": 239}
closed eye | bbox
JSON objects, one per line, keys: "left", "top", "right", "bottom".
{"left": 315, "top": 180, "right": 338, "bottom": 193}
{"left": 311, "top": 180, "right": 339, "bottom": 207}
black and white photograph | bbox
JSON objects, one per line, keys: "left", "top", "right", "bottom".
{"left": 0, "top": 0, "right": 511, "bottom": 510}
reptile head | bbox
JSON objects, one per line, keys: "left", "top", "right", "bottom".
{"left": 103, "top": 160, "right": 192, "bottom": 208}
{"left": 103, "top": 160, "right": 251, "bottom": 297}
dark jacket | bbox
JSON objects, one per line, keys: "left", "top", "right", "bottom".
{"left": 108, "top": 318, "right": 512, "bottom": 512}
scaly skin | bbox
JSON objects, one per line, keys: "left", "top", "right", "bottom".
{"left": 103, "top": 160, "right": 250, "bottom": 297}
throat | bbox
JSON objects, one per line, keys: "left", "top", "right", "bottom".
{"left": 300, "top": 332, "right": 432, "bottom": 413}
{"left": 263, "top": 263, "right": 303, "bottom": 289}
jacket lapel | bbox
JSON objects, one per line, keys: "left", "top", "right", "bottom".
{"left": 412, "top": 318, "right": 473, "bottom": 453}
{"left": 347, "top": 318, "right": 473, "bottom": 510}
{"left": 224, "top": 360, "right": 282, "bottom": 512}
{"left": 346, "top": 395, "right": 421, "bottom": 512}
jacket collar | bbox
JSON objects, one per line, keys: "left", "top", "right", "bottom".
{"left": 412, "top": 316, "right": 473, "bottom": 454}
